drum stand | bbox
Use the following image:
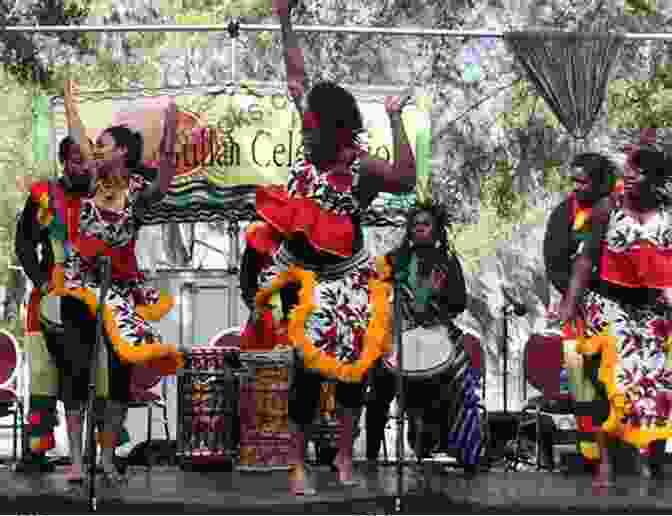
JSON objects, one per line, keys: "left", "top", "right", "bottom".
{"left": 85, "top": 256, "right": 112, "bottom": 513}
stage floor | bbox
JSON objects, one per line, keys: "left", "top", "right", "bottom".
{"left": 4, "top": 462, "right": 672, "bottom": 514}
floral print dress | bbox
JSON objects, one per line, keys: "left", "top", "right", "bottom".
{"left": 38, "top": 173, "right": 182, "bottom": 378}
{"left": 580, "top": 198, "right": 672, "bottom": 450}
{"left": 249, "top": 158, "right": 391, "bottom": 383}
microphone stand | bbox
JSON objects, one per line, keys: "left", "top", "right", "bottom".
{"left": 500, "top": 290, "right": 527, "bottom": 414}
{"left": 501, "top": 304, "right": 510, "bottom": 414}
{"left": 86, "top": 255, "right": 112, "bottom": 513}
{"left": 393, "top": 264, "right": 405, "bottom": 514}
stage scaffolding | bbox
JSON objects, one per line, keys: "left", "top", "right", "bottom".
{"left": 3, "top": 23, "right": 672, "bottom": 39}
{"left": 7, "top": 19, "right": 660, "bottom": 481}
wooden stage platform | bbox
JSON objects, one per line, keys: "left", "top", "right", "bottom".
{"left": 3, "top": 461, "right": 672, "bottom": 514}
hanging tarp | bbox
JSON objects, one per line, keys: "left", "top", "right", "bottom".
{"left": 505, "top": 23, "right": 624, "bottom": 140}
{"left": 49, "top": 84, "right": 419, "bottom": 226}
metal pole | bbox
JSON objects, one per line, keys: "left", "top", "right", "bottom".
{"left": 2, "top": 24, "right": 672, "bottom": 40}
{"left": 502, "top": 306, "right": 508, "bottom": 414}
{"left": 86, "top": 255, "right": 112, "bottom": 513}
{"left": 393, "top": 271, "right": 404, "bottom": 514}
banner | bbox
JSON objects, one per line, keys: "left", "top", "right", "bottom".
{"left": 51, "top": 87, "right": 419, "bottom": 225}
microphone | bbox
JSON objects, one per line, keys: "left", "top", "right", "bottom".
{"left": 502, "top": 287, "right": 527, "bottom": 316}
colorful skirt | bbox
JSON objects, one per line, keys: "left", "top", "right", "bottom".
{"left": 254, "top": 244, "right": 392, "bottom": 383}
{"left": 580, "top": 289, "right": 672, "bottom": 450}
{"left": 38, "top": 264, "right": 184, "bottom": 377}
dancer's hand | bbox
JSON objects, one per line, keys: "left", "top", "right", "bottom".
{"left": 384, "top": 93, "right": 412, "bottom": 117}
{"left": 659, "top": 288, "right": 672, "bottom": 306}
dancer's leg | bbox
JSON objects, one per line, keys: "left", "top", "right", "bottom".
{"left": 593, "top": 430, "right": 612, "bottom": 487}
{"left": 64, "top": 405, "right": 84, "bottom": 482}
{"left": 99, "top": 400, "right": 126, "bottom": 481}
{"left": 334, "top": 381, "right": 365, "bottom": 485}
{"left": 365, "top": 363, "right": 395, "bottom": 462}
{"left": 287, "top": 359, "right": 320, "bottom": 495}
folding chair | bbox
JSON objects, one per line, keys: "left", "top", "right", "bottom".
{"left": 0, "top": 331, "right": 24, "bottom": 465}
{"left": 506, "top": 334, "right": 575, "bottom": 472}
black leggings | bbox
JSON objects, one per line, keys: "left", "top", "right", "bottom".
{"left": 288, "top": 356, "right": 366, "bottom": 426}
{"left": 52, "top": 296, "right": 131, "bottom": 408}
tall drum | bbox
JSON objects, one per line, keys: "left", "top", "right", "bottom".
{"left": 238, "top": 351, "right": 292, "bottom": 471}
{"left": 177, "top": 347, "right": 245, "bottom": 470}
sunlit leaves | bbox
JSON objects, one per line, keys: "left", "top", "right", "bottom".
{"left": 608, "top": 63, "right": 672, "bottom": 128}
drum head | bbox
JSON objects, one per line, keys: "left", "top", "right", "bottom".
{"left": 383, "top": 326, "right": 456, "bottom": 378}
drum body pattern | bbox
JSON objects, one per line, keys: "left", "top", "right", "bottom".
{"left": 238, "top": 351, "right": 343, "bottom": 469}
{"left": 177, "top": 347, "right": 242, "bottom": 469}
{"left": 239, "top": 351, "right": 292, "bottom": 470}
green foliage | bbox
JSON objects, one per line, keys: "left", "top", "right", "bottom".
{"left": 608, "top": 63, "right": 672, "bottom": 128}
{"left": 624, "top": 0, "right": 656, "bottom": 16}
{"left": 480, "top": 159, "right": 528, "bottom": 221}
{"left": 495, "top": 81, "right": 561, "bottom": 131}
{"left": 1, "top": 0, "right": 94, "bottom": 91}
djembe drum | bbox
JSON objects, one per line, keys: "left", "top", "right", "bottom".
{"left": 177, "top": 346, "right": 244, "bottom": 470}
{"left": 382, "top": 324, "right": 463, "bottom": 456}
{"left": 238, "top": 350, "right": 292, "bottom": 470}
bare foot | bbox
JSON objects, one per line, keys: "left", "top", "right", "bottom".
{"left": 289, "top": 464, "right": 316, "bottom": 496}
{"left": 334, "top": 451, "right": 358, "bottom": 486}
{"left": 65, "top": 464, "right": 84, "bottom": 484}
{"left": 592, "top": 461, "right": 613, "bottom": 488}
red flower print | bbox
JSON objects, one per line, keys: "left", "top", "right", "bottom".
{"left": 326, "top": 172, "right": 353, "bottom": 193}
{"left": 655, "top": 391, "right": 672, "bottom": 418}
{"left": 649, "top": 318, "right": 672, "bottom": 339}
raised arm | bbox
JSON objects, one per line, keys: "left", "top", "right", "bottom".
{"left": 274, "top": 0, "right": 308, "bottom": 117}
{"left": 359, "top": 96, "right": 416, "bottom": 195}
{"left": 138, "top": 99, "right": 178, "bottom": 209}
{"left": 63, "top": 79, "right": 93, "bottom": 161}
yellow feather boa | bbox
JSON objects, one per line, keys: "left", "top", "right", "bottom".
{"left": 255, "top": 258, "right": 392, "bottom": 383}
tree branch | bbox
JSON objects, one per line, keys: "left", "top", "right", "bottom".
{"left": 441, "top": 78, "right": 522, "bottom": 132}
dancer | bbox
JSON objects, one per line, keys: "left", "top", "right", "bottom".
{"left": 365, "top": 203, "right": 480, "bottom": 476}
{"left": 558, "top": 142, "right": 672, "bottom": 486}
{"left": 240, "top": 0, "right": 415, "bottom": 495}
{"left": 15, "top": 135, "right": 94, "bottom": 473}
{"left": 28, "top": 79, "right": 182, "bottom": 484}
{"left": 543, "top": 153, "right": 621, "bottom": 469}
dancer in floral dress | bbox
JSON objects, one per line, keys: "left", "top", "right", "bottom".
{"left": 544, "top": 153, "right": 621, "bottom": 468}
{"left": 31, "top": 80, "right": 182, "bottom": 484}
{"left": 558, "top": 143, "right": 672, "bottom": 486}
{"left": 240, "top": 0, "right": 416, "bottom": 495}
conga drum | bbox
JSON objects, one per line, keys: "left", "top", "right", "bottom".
{"left": 238, "top": 350, "right": 292, "bottom": 471}
{"left": 177, "top": 347, "right": 244, "bottom": 470}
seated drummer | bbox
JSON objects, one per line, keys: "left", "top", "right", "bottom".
{"left": 366, "top": 202, "right": 482, "bottom": 476}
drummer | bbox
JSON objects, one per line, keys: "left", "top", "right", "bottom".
{"left": 366, "top": 202, "right": 482, "bottom": 476}
{"left": 15, "top": 136, "right": 95, "bottom": 473}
